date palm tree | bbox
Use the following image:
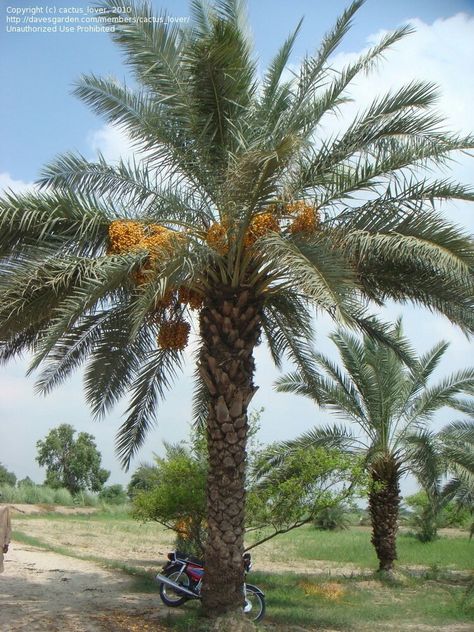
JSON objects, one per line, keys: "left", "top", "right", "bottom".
{"left": 1, "top": 0, "right": 474, "bottom": 616}
{"left": 403, "top": 417, "right": 474, "bottom": 542}
{"left": 439, "top": 419, "right": 474, "bottom": 525}
{"left": 275, "top": 324, "right": 474, "bottom": 571}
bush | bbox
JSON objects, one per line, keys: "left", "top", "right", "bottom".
{"left": 314, "top": 503, "right": 351, "bottom": 531}
{"left": 99, "top": 484, "right": 128, "bottom": 505}
{"left": 73, "top": 491, "right": 98, "bottom": 507}
{"left": 0, "top": 483, "right": 75, "bottom": 505}
{"left": 53, "top": 488, "right": 74, "bottom": 506}
{"left": 0, "top": 464, "right": 16, "bottom": 487}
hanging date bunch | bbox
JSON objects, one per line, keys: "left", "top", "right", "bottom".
{"left": 107, "top": 220, "right": 181, "bottom": 285}
{"left": 178, "top": 286, "right": 203, "bottom": 310}
{"left": 158, "top": 317, "right": 191, "bottom": 350}
{"left": 286, "top": 200, "right": 321, "bottom": 234}
{"left": 205, "top": 222, "right": 229, "bottom": 255}
{"left": 107, "top": 220, "right": 144, "bottom": 254}
{"left": 244, "top": 212, "right": 280, "bottom": 247}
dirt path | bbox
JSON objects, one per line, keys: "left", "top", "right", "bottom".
{"left": 0, "top": 540, "right": 172, "bottom": 631}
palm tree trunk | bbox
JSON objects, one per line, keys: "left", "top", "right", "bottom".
{"left": 199, "top": 286, "right": 261, "bottom": 617}
{"left": 368, "top": 458, "right": 401, "bottom": 573}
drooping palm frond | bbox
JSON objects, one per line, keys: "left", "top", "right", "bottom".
{"left": 0, "top": 189, "right": 110, "bottom": 259}
{"left": 438, "top": 418, "right": 474, "bottom": 509}
{"left": 403, "top": 429, "right": 442, "bottom": 493}
{"left": 116, "top": 348, "right": 185, "bottom": 468}
{"left": 407, "top": 369, "right": 474, "bottom": 423}
{"left": 83, "top": 314, "right": 156, "bottom": 419}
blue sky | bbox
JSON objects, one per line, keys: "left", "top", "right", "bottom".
{"left": 1, "top": 0, "right": 473, "bottom": 493}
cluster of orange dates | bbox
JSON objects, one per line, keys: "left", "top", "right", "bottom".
{"left": 205, "top": 200, "right": 320, "bottom": 254}
{"left": 107, "top": 220, "right": 198, "bottom": 350}
{"left": 107, "top": 201, "right": 319, "bottom": 349}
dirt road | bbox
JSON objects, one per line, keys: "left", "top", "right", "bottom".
{"left": 0, "top": 540, "right": 171, "bottom": 631}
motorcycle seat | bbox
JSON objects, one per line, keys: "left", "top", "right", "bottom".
{"left": 174, "top": 551, "right": 203, "bottom": 566}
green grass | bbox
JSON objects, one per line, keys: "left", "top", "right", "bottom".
{"left": 256, "top": 571, "right": 474, "bottom": 630}
{"left": 249, "top": 525, "right": 474, "bottom": 571}
{"left": 161, "top": 571, "right": 474, "bottom": 631}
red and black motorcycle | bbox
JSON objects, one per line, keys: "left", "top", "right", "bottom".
{"left": 156, "top": 550, "right": 266, "bottom": 621}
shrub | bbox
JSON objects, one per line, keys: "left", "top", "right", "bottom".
{"left": 314, "top": 503, "right": 351, "bottom": 531}
{"left": 0, "top": 464, "right": 16, "bottom": 487}
{"left": 99, "top": 484, "right": 128, "bottom": 505}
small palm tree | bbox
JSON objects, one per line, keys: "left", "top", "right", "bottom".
{"left": 401, "top": 418, "right": 474, "bottom": 542}
{"left": 439, "top": 419, "right": 474, "bottom": 532}
{"left": 275, "top": 325, "right": 474, "bottom": 571}
{"left": 1, "top": 0, "right": 474, "bottom": 615}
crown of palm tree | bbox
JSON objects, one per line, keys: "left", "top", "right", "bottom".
{"left": 274, "top": 322, "right": 474, "bottom": 475}
{"left": 437, "top": 419, "right": 474, "bottom": 508}
{"left": 0, "top": 0, "right": 473, "bottom": 471}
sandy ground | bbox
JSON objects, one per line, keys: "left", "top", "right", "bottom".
{"left": 0, "top": 541, "right": 173, "bottom": 632}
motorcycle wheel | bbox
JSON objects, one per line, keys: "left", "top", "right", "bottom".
{"left": 243, "top": 585, "right": 265, "bottom": 622}
{"left": 159, "top": 568, "right": 192, "bottom": 607}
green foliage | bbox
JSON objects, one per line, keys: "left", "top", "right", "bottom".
{"left": 0, "top": 463, "right": 17, "bottom": 487}
{"left": 405, "top": 491, "right": 440, "bottom": 542}
{"left": 132, "top": 442, "right": 207, "bottom": 556}
{"left": 0, "top": 483, "right": 75, "bottom": 505}
{"left": 248, "top": 446, "right": 364, "bottom": 546}
{"left": 313, "top": 502, "right": 352, "bottom": 531}
{"left": 405, "top": 490, "right": 471, "bottom": 541}
{"left": 127, "top": 463, "right": 161, "bottom": 499}
{"left": 98, "top": 484, "right": 128, "bottom": 505}
{"left": 17, "top": 476, "right": 35, "bottom": 487}
{"left": 36, "top": 424, "right": 110, "bottom": 495}
{"left": 442, "top": 502, "right": 471, "bottom": 529}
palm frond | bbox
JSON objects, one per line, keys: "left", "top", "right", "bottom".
{"left": 408, "top": 369, "right": 474, "bottom": 422}
{"left": 115, "top": 348, "right": 184, "bottom": 469}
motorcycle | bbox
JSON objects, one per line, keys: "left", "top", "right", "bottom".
{"left": 156, "top": 550, "right": 266, "bottom": 622}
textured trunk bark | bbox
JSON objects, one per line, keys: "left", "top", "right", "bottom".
{"left": 368, "top": 458, "right": 401, "bottom": 573}
{"left": 199, "top": 286, "right": 261, "bottom": 617}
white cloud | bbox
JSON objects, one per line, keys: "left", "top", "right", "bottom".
{"left": 0, "top": 172, "right": 34, "bottom": 195}
{"left": 325, "top": 12, "right": 474, "bottom": 135}
{"left": 86, "top": 123, "right": 134, "bottom": 163}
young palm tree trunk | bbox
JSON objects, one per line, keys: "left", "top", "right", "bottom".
{"left": 199, "top": 287, "right": 262, "bottom": 617}
{"left": 368, "top": 459, "right": 401, "bottom": 573}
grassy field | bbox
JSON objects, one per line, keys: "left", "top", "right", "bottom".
{"left": 11, "top": 510, "right": 474, "bottom": 631}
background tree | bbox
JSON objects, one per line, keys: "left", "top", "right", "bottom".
{"left": 0, "top": 464, "right": 16, "bottom": 487}
{"left": 17, "top": 476, "right": 35, "bottom": 488}
{"left": 313, "top": 501, "right": 354, "bottom": 531}
{"left": 1, "top": 0, "right": 474, "bottom": 618}
{"left": 404, "top": 490, "right": 471, "bottom": 542}
{"left": 127, "top": 463, "right": 161, "bottom": 499}
{"left": 98, "top": 484, "right": 128, "bottom": 505}
{"left": 36, "top": 424, "right": 110, "bottom": 495}
{"left": 438, "top": 419, "right": 474, "bottom": 538}
{"left": 275, "top": 324, "right": 474, "bottom": 571}
{"left": 401, "top": 417, "right": 474, "bottom": 541}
